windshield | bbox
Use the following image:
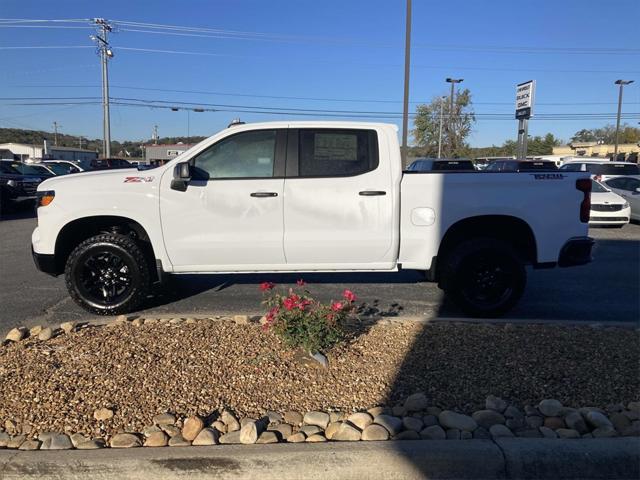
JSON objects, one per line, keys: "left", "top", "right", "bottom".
{"left": 432, "top": 160, "right": 475, "bottom": 171}
{"left": 589, "top": 163, "right": 640, "bottom": 176}
{"left": 46, "top": 163, "right": 73, "bottom": 175}
{"left": 591, "top": 180, "right": 609, "bottom": 193}
{"left": 6, "top": 163, "right": 43, "bottom": 175}
{"left": 0, "top": 163, "right": 20, "bottom": 174}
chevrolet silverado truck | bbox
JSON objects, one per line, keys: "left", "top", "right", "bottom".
{"left": 32, "top": 121, "right": 594, "bottom": 317}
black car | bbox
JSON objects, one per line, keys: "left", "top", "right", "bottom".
{"left": 485, "top": 160, "right": 558, "bottom": 172}
{"left": 81, "top": 158, "right": 136, "bottom": 171}
{"left": 0, "top": 162, "right": 43, "bottom": 213}
{"left": 406, "top": 158, "right": 476, "bottom": 172}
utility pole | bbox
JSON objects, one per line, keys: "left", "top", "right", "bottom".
{"left": 78, "top": 136, "right": 84, "bottom": 149}
{"left": 91, "top": 18, "right": 114, "bottom": 158}
{"left": 401, "top": 0, "right": 412, "bottom": 169}
{"left": 437, "top": 96, "right": 446, "bottom": 158}
{"left": 52, "top": 121, "right": 60, "bottom": 146}
{"left": 445, "top": 78, "right": 463, "bottom": 158}
{"left": 614, "top": 79, "right": 634, "bottom": 158}
{"left": 153, "top": 125, "right": 159, "bottom": 145}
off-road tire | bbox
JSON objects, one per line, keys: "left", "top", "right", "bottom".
{"left": 439, "top": 238, "right": 526, "bottom": 318}
{"left": 64, "top": 233, "right": 150, "bottom": 315}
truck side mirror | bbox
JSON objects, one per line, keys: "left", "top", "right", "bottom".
{"left": 171, "top": 161, "right": 191, "bottom": 191}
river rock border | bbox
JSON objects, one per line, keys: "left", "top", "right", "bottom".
{"left": 1, "top": 317, "right": 639, "bottom": 450}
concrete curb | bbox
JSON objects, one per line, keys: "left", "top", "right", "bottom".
{"left": 1, "top": 438, "right": 638, "bottom": 480}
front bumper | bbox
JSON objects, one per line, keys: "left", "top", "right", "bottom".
{"left": 558, "top": 236, "right": 594, "bottom": 267}
{"left": 31, "top": 246, "right": 59, "bottom": 276}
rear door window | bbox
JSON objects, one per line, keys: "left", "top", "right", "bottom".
{"left": 588, "top": 163, "right": 640, "bottom": 176}
{"left": 297, "top": 129, "right": 379, "bottom": 177}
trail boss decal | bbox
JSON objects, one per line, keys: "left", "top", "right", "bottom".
{"left": 124, "top": 176, "right": 155, "bottom": 183}
{"left": 530, "top": 173, "right": 566, "bottom": 180}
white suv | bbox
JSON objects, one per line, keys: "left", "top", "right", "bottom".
{"left": 559, "top": 159, "right": 640, "bottom": 181}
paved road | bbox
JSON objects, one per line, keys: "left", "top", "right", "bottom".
{"left": 1, "top": 207, "right": 638, "bottom": 331}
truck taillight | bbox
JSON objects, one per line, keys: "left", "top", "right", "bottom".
{"left": 576, "top": 179, "right": 591, "bottom": 223}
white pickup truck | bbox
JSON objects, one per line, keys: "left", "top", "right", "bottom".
{"left": 32, "top": 121, "right": 594, "bottom": 317}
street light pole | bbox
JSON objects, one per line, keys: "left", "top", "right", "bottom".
{"left": 401, "top": 0, "right": 412, "bottom": 169}
{"left": 614, "top": 79, "right": 634, "bottom": 158}
{"left": 437, "top": 96, "right": 446, "bottom": 158}
{"left": 445, "top": 78, "right": 463, "bottom": 157}
{"left": 91, "top": 18, "right": 114, "bottom": 158}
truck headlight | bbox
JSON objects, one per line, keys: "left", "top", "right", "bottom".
{"left": 7, "top": 179, "right": 16, "bottom": 187}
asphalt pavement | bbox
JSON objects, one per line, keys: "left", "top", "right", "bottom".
{"left": 1, "top": 207, "right": 638, "bottom": 331}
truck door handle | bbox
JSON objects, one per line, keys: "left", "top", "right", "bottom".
{"left": 359, "top": 190, "right": 386, "bottom": 196}
{"left": 250, "top": 192, "right": 278, "bottom": 198}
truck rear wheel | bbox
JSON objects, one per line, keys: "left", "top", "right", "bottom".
{"left": 64, "top": 233, "right": 150, "bottom": 315}
{"left": 440, "top": 238, "right": 526, "bottom": 318}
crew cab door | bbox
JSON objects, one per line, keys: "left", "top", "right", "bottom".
{"left": 159, "top": 129, "right": 287, "bottom": 271}
{"left": 283, "top": 128, "right": 396, "bottom": 268}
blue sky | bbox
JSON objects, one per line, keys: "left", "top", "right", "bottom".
{"left": 0, "top": 0, "right": 638, "bottom": 147}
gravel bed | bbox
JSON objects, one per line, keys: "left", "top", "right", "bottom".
{"left": 0, "top": 318, "right": 638, "bottom": 440}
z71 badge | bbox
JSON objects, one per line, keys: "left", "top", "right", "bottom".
{"left": 124, "top": 176, "right": 155, "bottom": 183}
{"left": 530, "top": 173, "right": 566, "bottom": 180}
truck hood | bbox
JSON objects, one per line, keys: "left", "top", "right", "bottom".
{"left": 38, "top": 168, "right": 160, "bottom": 192}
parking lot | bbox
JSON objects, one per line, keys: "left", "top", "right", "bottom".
{"left": 1, "top": 207, "right": 638, "bottom": 332}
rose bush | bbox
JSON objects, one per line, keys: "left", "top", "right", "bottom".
{"left": 260, "top": 280, "right": 357, "bottom": 354}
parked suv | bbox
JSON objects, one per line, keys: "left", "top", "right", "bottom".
{"left": 559, "top": 160, "right": 640, "bottom": 181}
{"left": 485, "top": 160, "right": 558, "bottom": 172}
{"left": 0, "top": 162, "right": 43, "bottom": 213}
{"left": 406, "top": 158, "right": 476, "bottom": 172}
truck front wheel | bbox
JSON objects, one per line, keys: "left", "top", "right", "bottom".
{"left": 64, "top": 233, "right": 150, "bottom": 315}
{"left": 440, "top": 238, "right": 526, "bottom": 318}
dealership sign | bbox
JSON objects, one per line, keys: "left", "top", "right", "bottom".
{"left": 515, "top": 80, "right": 535, "bottom": 119}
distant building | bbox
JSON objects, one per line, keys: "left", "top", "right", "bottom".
{"left": 553, "top": 142, "right": 639, "bottom": 162}
{"left": 0, "top": 143, "right": 98, "bottom": 162}
{"left": 144, "top": 143, "right": 194, "bottom": 166}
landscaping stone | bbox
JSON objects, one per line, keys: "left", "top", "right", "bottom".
{"left": 192, "top": 428, "right": 219, "bottom": 446}
{"left": 461, "top": 431, "right": 473, "bottom": 440}
{"left": 221, "top": 410, "right": 241, "bottom": 432}
{"left": 524, "top": 405, "right": 539, "bottom": 416}
{"left": 538, "top": 399, "right": 564, "bottom": 417}
{"left": 7, "top": 435, "right": 26, "bottom": 449}
{"left": 93, "top": 408, "right": 114, "bottom": 421}
{"left": 489, "top": 425, "right": 514, "bottom": 438}
{"left": 610, "top": 412, "right": 631, "bottom": 431}
{"left": 18, "top": 440, "right": 40, "bottom": 450}
{"left": 153, "top": 413, "right": 176, "bottom": 426}
{"left": 446, "top": 428, "right": 461, "bottom": 440}
{"left": 40, "top": 433, "right": 73, "bottom": 450}
{"left": 362, "top": 424, "right": 390, "bottom": 441}
{"left": 211, "top": 421, "right": 226, "bottom": 433}
{"left": 592, "top": 426, "right": 617, "bottom": 438}
{"left": 486, "top": 395, "right": 508, "bottom": 413}
{"left": 110, "top": 433, "right": 142, "bottom": 448}
{"left": 516, "top": 429, "right": 542, "bottom": 438}
{"left": 402, "top": 416, "right": 424, "bottom": 432}
{"left": 219, "top": 431, "right": 241, "bottom": 444}
{"left": 256, "top": 431, "right": 279, "bottom": 444}
{"left": 182, "top": 416, "right": 204, "bottom": 441}
{"left": 403, "top": 392, "right": 428, "bottom": 412}
{"left": 543, "top": 416, "right": 565, "bottom": 430}
{"left": 367, "top": 406, "right": 385, "bottom": 418}
{"left": 539, "top": 426, "right": 558, "bottom": 439}
{"left": 422, "top": 415, "right": 438, "bottom": 427}
{"left": 286, "top": 432, "right": 306, "bottom": 443}
{"left": 329, "top": 412, "right": 345, "bottom": 423}
{"left": 621, "top": 421, "right": 640, "bottom": 437}
{"left": 556, "top": 428, "right": 580, "bottom": 439}
{"left": 300, "top": 425, "right": 323, "bottom": 436}
{"left": 70, "top": 433, "right": 89, "bottom": 448}
{"left": 332, "top": 423, "right": 361, "bottom": 441}
{"left": 266, "top": 411, "right": 283, "bottom": 424}
{"left": 504, "top": 406, "right": 524, "bottom": 420}
{"left": 420, "top": 425, "right": 446, "bottom": 440}
{"left": 240, "top": 417, "right": 256, "bottom": 428}
{"left": 144, "top": 431, "right": 168, "bottom": 447}
{"left": 5, "top": 327, "right": 27, "bottom": 342}
{"left": 29, "top": 325, "right": 43, "bottom": 336}
{"left": 284, "top": 411, "right": 303, "bottom": 426}
{"left": 564, "top": 411, "right": 589, "bottom": 434}
{"left": 506, "top": 418, "right": 524, "bottom": 430}
{"left": 628, "top": 401, "right": 640, "bottom": 412}
{"left": 161, "top": 425, "right": 180, "bottom": 437}
{"left": 439, "top": 411, "right": 477, "bottom": 432}
{"left": 525, "top": 415, "right": 544, "bottom": 429}
{"left": 38, "top": 327, "right": 54, "bottom": 341}
{"left": 585, "top": 411, "right": 613, "bottom": 429}
{"left": 472, "top": 410, "right": 505, "bottom": 429}
{"left": 168, "top": 434, "right": 191, "bottom": 447}
{"left": 60, "top": 321, "right": 76, "bottom": 334}
{"left": 392, "top": 405, "right": 406, "bottom": 417}
{"left": 303, "top": 411, "right": 330, "bottom": 429}
{"left": 0, "top": 432, "right": 11, "bottom": 447}
{"left": 240, "top": 421, "right": 259, "bottom": 444}
{"left": 426, "top": 407, "right": 442, "bottom": 416}
{"left": 233, "top": 315, "right": 250, "bottom": 325}
{"left": 306, "top": 434, "right": 327, "bottom": 443}
{"left": 347, "top": 412, "right": 373, "bottom": 430}
{"left": 473, "top": 427, "right": 491, "bottom": 439}
{"left": 373, "top": 415, "right": 403, "bottom": 436}
{"left": 394, "top": 430, "right": 420, "bottom": 440}
{"left": 270, "top": 423, "right": 293, "bottom": 439}
{"left": 76, "top": 439, "right": 105, "bottom": 449}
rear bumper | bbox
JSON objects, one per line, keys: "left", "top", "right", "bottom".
{"left": 31, "top": 246, "right": 59, "bottom": 276}
{"left": 558, "top": 236, "right": 594, "bottom": 267}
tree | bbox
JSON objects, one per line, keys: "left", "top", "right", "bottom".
{"left": 570, "top": 124, "right": 640, "bottom": 144}
{"left": 412, "top": 89, "right": 475, "bottom": 158}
